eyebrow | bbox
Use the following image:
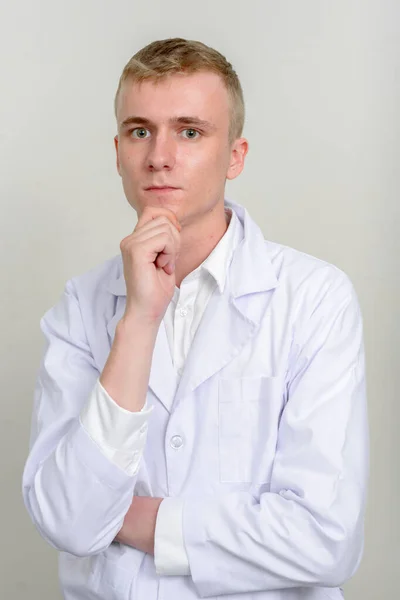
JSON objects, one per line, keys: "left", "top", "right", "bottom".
{"left": 119, "top": 115, "right": 217, "bottom": 131}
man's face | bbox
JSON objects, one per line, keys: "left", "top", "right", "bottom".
{"left": 114, "top": 71, "right": 247, "bottom": 225}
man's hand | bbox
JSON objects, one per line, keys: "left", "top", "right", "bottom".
{"left": 120, "top": 206, "right": 181, "bottom": 324}
{"left": 115, "top": 496, "right": 164, "bottom": 555}
{"left": 99, "top": 206, "right": 181, "bottom": 413}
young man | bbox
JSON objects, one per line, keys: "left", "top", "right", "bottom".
{"left": 23, "top": 38, "right": 369, "bottom": 600}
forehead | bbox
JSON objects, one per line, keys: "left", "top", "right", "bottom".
{"left": 117, "top": 71, "right": 230, "bottom": 128}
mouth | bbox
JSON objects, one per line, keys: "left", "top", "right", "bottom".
{"left": 144, "top": 186, "right": 180, "bottom": 193}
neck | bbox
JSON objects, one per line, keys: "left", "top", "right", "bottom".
{"left": 174, "top": 203, "right": 230, "bottom": 288}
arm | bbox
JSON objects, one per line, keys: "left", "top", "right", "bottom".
{"left": 115, "top": 495, "right": 190, "bottom": 576}
{"left": 115, "top": 496, "right": 163, "bottom": 554}
{"left": 99, "top": 314, "right": 158, "bottom": 412}
{"left": 179, "top": 273, "right": 368, "bottom": 596}
{"left": 23, "top": 207, "right": 181, "bottom": 557}
{"left": 22, "top": 281, "right": 155, "bottom": 557}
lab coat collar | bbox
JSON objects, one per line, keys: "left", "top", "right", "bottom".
{"left": 197, "top": 206, "right": 240, "bottom": 294}
{"left": 225, "top": 199, "right": 279, "bottom": 297}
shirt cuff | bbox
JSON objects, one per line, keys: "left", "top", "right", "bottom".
{"left": 154, "top": 497, "right": 190, "bottom": 576}
{"left": 80, "top": 378, "right": 153, "bottom": 476}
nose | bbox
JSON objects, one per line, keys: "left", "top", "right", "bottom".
{"left": 146, "top": 132, "right": 176, "bottom": 171}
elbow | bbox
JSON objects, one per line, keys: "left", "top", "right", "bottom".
{"left": 29, "top": 514, "right": 117, "bottom": 558}
{"left": 316, "top": 529, "right": 364, "bottom": 588}
{"left": 23, "top": 486, "right": 118, "bottom": 558}
{"left": 47, "top": 528, "right": 113, "bottom": 558}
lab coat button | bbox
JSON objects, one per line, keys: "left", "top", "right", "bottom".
{"left": 179, "top": 307, "right": 188, "bottom": 317}
{"left": 170, "top": 435, "right": 183, "bottom": 449}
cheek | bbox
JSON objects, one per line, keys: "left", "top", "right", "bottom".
{"left": 119, "top": 150, "right": 140, "bottom": 178}
{"left": 182, "top": 146, "right": 228, "bottom": 183}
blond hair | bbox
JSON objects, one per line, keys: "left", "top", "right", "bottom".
{"left": 114, "top": 38, "right": 245, "bottom": 142}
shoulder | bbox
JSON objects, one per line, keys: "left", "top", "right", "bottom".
{"left": 66, "top": 254, "right": 123, "bottom": 302}
{"left": 266, "top": 239, "right": 355, "bottom": 294}
{"left": 263, "top": 240, "right": 360, "bottom": 323}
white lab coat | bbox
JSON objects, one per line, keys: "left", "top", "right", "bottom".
{"left": 22, "top": 200, "right": 369, "bottom": 600}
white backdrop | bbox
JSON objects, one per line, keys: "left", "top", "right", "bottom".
{"left": 0, "top": 1, "right": 398, "bottom": 598}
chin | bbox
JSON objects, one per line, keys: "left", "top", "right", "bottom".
{"left": 132, "top": 196, "right": 182, "bottom": 217}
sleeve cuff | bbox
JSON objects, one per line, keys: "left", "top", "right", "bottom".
{"left": 79, "top": 378, "right": 153, "bottom": 476}
{"left": 154, "top": 497, "right": 190, "bottom": 576}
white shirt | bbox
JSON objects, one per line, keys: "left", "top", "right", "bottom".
{"left": 80, "top": 207, "right": 242, "bottom": 575}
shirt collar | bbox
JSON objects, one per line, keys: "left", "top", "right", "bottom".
{"left": 183, "top": 207, "right": 243, "bottom": 294}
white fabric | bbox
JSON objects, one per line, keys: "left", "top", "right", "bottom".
{"left": 80, "top": 380, "right": 152, "bottom": 476}
{"left": 153, "top": 497, "right": 188, "bottom": 576}
{"left": 22, "top": 199, "right": 368, "bottom": 600}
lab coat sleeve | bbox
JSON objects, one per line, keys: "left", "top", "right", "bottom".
{"left": 182, "top": 271, "right": 369, "bottom": 597}
{"left": 22, "top": 279, "right": 148, "bottom": 557}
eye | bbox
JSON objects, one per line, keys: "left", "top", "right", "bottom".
{"left": 131, "top": 128, "right": 150, "bottom": 139}
{"left": 181, "top": 128, "right": 200, "bottom": 140}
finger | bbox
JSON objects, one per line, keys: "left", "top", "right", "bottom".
{"left": 132, "top": 221, "right": 181, "bottom": 252}
{"left": 154, "top": 250, "right": 176, "bottom": 275}
{"left": 163, "top": 261, "right": 175, "bottom": 275}
{"left": 155, "top": 251, "right": 180, "bottom": 273}
{"left": 155, "top": 253, "right": 171, "bottom": 269}
{"left": 134, "top": 216, "right": 181, "bottom": 238}
{"left": 136, "top": 207, "right": 181, "bottom": 233}
{"left": 140, "top": 231, "right": 179, "bottom": 267}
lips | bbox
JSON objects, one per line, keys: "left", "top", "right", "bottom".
{"left": 145, "top": 186, "right": 179, "bottom": 191}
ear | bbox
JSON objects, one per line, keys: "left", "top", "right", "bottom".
{"left": 226, "top": 137, "right": 249, "bottom": 181}
{"left": 114, "top": 135, "right": 121, "bottom": 176}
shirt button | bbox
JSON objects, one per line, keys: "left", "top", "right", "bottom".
{"left": 132, "top": 450, "right": 140, "bottom": 462}
{"left": 179, "top": 307, "right": 188, "bottom": 317}
{"left": 177, "top": 367, "right": 183, "bottom": 376}
{"left": 170, "top": 435, "right": 183, "bottom": 449}
{"left": 139, "top": 423, "right": 147, "bottom": 435}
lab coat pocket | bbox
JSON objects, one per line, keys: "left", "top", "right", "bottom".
{"left": 95, "top": 543, "right": 145, "bottom": 598}
{"left": 60, "top": 544, "right": 145, "bottom": 600}
{"left": 218, "top": 376, "right": 283, "bottom": 484}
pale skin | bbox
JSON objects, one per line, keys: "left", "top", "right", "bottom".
{"left": 99, "top": 70, "right": 248, "bottom": 555}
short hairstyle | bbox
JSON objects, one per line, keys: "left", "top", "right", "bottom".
{"left": 114, "top": 38, "right": 245, "bottom": 142}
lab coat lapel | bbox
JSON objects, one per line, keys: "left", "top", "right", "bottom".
{"left": 147, "top": 320, "right": 177, "bottom": 413}
{"left": 173, "top": 203, "right": 279, "bottom": 407}
{"left": 173, "top": 286, "right": 257, "bottom": 407}
{"left": 105, "top": 270, "right": 177, "bottom": 414}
